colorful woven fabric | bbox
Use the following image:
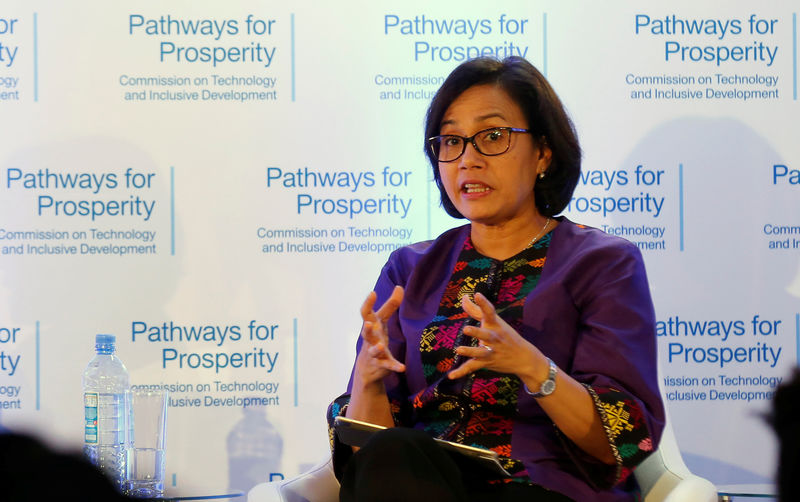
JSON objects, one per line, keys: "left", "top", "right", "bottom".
{"left": 588, "top": 386, "right": 656, "bottom": 484}
{"left": 410, "top": 233, "right": 550, "bottom": 480}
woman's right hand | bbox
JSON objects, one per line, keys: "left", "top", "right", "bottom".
{"left": 353, "top": 285, "right": 406, "bottom": 386}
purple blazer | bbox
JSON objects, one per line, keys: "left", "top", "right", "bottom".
{"left": 344, "top": 218, "right": 665, "bottom": 501}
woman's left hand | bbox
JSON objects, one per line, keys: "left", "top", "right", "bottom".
{"left": 447, "top": 292, "right": 543, "bottom": 380}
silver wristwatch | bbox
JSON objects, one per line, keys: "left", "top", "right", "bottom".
{"left": 525, "top": 357, "right": 557, "bottom": 398}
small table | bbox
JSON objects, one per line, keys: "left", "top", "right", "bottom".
{"left": 716, "top": 484, "right": 776, "bottom": 501}
{"left": 157, "top": 490, "right": 244, "bottom": 501}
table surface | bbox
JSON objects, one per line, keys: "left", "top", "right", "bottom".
{"left": 715, "top": 484, "right": 776, "bottom": 498}
{"left": 156, "top": 489, "right": 245, "bottom": 500}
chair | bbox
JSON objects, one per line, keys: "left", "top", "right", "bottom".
{"left": 248, "top": 417, "right": 717, "bottom": 502}
{"left": 634, "top": 415, "right": 717, "bottom": 502}
{"left": 247, "top": 456, "right": 337, "bottom": 502}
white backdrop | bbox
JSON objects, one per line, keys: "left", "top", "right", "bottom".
{"left": 1, "top": 0, "right": 798, "bottom": 495}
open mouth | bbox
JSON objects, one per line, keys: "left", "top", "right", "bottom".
{"left": 462, "top": 182, "right": 491, "bottom": 194}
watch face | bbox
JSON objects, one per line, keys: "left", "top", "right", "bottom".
{"left": 540, "top": 379, "right": 556, "bottom": 396}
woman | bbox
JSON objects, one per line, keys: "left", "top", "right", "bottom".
{"left": 327, "top": 56, "right": 665, "bottom": 502}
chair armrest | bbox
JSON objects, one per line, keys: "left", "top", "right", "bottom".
{"left": 636, "top": 449, "right": 717, "bottom": 502}
{"left": 247, "top": 457, "right": 339, "bottom": 502}
{"left": 661, "top": 476, "right": 718, "bottom": 502}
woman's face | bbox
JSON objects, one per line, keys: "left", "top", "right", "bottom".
{"left": 438, "top": 84, "right": 551, "bottom": 227}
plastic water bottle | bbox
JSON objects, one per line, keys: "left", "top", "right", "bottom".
{"left": 83, "top": 334, "right": 130, "bottom": 492}
{"left": 227, "top": 404, "right": 283, "bottom": 493}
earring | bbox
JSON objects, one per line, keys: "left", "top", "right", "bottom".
{"left": 538, "top": 172, "right": 546, "bottom": 179}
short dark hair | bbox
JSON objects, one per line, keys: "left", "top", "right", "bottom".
{"left": 424, "top": 56, "right": 581, "bottom": 218}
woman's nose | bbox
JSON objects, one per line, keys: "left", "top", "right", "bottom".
{"left": 458, "top": 141, "right": 484, "bottom": 169}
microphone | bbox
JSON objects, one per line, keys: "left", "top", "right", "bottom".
{"left": 473, "top": 277, "right": 496, "bottom": 305}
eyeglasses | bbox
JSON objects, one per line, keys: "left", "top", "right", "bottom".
{"left": 427, "top": 127, "right": 532, "bottom": 163}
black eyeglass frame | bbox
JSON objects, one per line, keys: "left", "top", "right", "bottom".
{"left": 427, "top": 127, "right": 532, "bottom": 163}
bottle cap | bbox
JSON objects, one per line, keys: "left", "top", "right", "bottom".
{"left": 96, "top": 334, "right": 116, "bottom": 345}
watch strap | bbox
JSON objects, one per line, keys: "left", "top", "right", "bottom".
{"left": 524, "top": 357, "right": 557, "bottom": 398}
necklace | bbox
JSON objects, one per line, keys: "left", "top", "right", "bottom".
{"left": 525, "top": 217, "right": 551, "bottom": 249}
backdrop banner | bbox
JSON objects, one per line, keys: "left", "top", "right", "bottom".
{"left": 1, "top": 0, "right": 798, "bottom": 495}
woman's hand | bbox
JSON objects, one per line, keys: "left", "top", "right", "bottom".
{"left": 346, "top": 285, "right": 405, "bottom": 431}
{"left": 447, "top": 292, "right": 543, "bottom": 381}
{"left": 448, "top": 292, "right": 616, "bottom": 464}
{"left": 353, "top": 285, "right": 406, "bottom": 386}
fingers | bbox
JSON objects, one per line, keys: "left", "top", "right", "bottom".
{"left": 360, "top": 291, "right": 378, "bottom": 322}
{"left": 366, "top": 343, "right": 405, "bottom": 368}
{"left": 373, "top": 349, "right": 406, "bottom": 372}
{"left": 355, "top": 287, "right": 406, "bottom": 389}
{"left": 358, "top": 287, "right": 406, "bottom": 375}
{"left": 360, "top": 320, "right": 381, "bottom": 345}
{"left": 460, "top": 293, "right": 483, "bottom": 321}
{"left": 462, "top": 292, "right": 507, "bottom": 347}
{"left": 461, "top": 324, "right": 491, "bottom": 345}
{"left": 462, "top": 292, "right": 501, "bottom": 329}
{"left": 470, "top": 292, "right": 499, "bottom": 323}
{"left": 361, "top": 286, "right": 404, "bottom": 323}
{"left": 361, "top": 287, "right": 404, "bottom": 346}
{"left": 455, "top": 344, "right": 494, "bottom": 360}
{"left": 375, "top": 285, "right": 404, "bottom": 322}
{"left": 447, "top": 358, "right": 483, "bottom": 380}
{"left": 452, "top": 293, "right": 510, "bottom": 380}
{"left": 447, "top": 343, "right": 493, "bottom": 380}
{"left": 361, "top": 323, "right": 406, "bottom": 373}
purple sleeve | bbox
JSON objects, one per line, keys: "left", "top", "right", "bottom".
{"left": 325, "top": 247, "right": 419, "bottom": 477}
{"left": 559, "top": 235, "right": 665, "bottom": 487}
{"left": 344, "top": 252, "right": 412, "bottom": 422}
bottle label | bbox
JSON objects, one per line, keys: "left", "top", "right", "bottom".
{"left": 84, "top": 392, "right": 98, "bottom": 444}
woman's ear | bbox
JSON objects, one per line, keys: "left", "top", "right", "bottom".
{"left": 537, "top": 140, "right": 553, "bottom": 172}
